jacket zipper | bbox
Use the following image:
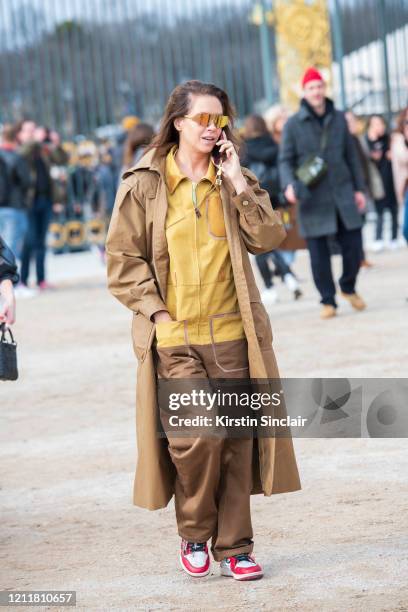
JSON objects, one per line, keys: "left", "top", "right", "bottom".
{"left": 192, "top": 182, "right": 201, "bottom": 218}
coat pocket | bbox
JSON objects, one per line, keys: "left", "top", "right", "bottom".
{"left": 132, "top": 312, "right": 155, "bottom": 361}
{"left": 155, "top": 319, "right": 187, "bottom": 348}
{"left": 210, "top": 311, "right": 245, "bottom": 343}
{"left": 208, "top": 312, "right": 248, "bottom": 373}
{"left": 206, "top": 194, "right": 227, "bottom": 239}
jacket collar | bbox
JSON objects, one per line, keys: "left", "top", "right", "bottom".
{"left": 123, "top": 144, "right": 217, "bottom": 192}
{"left": 165, "top": 145, "right": 216, "bottom": 194}
{"left": 122, "top": 147, "right": 165, "bottom": 178}
{"left": 299, "top": 97, "right": 335, "bottom": 122}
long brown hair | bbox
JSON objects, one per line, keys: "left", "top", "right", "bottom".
{"left": 122, "top": 122, "right": 155, "bottom": 168}
{"left": 146, "top": 80, "right": 239, "bottom": 158}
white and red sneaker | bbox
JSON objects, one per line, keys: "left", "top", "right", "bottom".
{"left": 220, "top": 553, "right": 263, "bottom": 581}
{"left": 180, "top": 540, "right": 210, "bottom": 577}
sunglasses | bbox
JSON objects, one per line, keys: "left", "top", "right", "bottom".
{"left": 184, "top": 113, "right": 229, "bottom": 128}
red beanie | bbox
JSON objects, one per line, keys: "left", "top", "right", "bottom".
{"left": 302, "top": 67, "right": 324, "bottom": 88}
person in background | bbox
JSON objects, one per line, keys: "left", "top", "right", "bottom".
{"left": 95, "top": 145, "right": 116, "bottom": 219}
{"left": 365, "top": 115, "right": 399, "bottom": 251}
{"left": 345, "top": 111, "right": 382, "bottom": 268}
{"left": 17, "top": 120, "right": 36, "bottom": 148}
{"left": 120, "top": 122, "right": 155, "bottom": 179}
{"left": 279, "top": 67, "right": 366, "bottom": 320}
{"left": 0, "top": 124, "right": 31, "bottom": 266}
{"left": 241, "top": 115, "right": 302, "bottom": 303}
{"left": 263, "top": 105, "right": 290, "bottom": 145}
{"left": 93, "top": 146, "right": 117, "bottom": 263}
{"left": 391, "top": 107, "right": 408, "bottom": 245}
{"left": 67, "top": 144, "right": 101, "bottom": 220}
{"left": 0, "top": 236, "right": 19, "bottom": 326}
{"left": 18, "top": 122, "right": 68, "bottom": 291}
{"left": 50, "top": 165, "right": 69, "bottom": 222}
{"left": 111, "top": 116, "right": 140, "bottom": 185}
{"left": 263, "top": 105, "right": 298, "bottom": 269}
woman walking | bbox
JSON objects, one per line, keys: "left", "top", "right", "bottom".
{"left": 106, "top": 80, "right": 301, "bottom": 581}
{"left": 345, "top": 110, "right": 384, "bottom": 268}
{"left": 241, "top": 114, "right": 302, "bottom": 303}
{"left": 365, "top": 115, "right": 399, "bottom": 250}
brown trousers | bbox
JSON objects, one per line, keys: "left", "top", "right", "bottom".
{"left": 154, "top": 338, "right": 254, "bottom": 562}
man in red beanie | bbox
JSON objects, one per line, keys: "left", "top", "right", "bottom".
{"left": 279, "top": 67, "right": 367, "bottom": 319}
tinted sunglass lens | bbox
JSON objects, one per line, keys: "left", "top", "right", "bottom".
{"left": 200, "top": 113, "right": 211, "bottom": 127}
{"left": 191, "top": 113, "right": 228, "bottom": 128}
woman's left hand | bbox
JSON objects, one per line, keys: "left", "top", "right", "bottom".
{"left": 0, "top": 280, "right": 16, "bottom": 326}
{"left": 216, "top": 131, "right": 247, "bottom": 194}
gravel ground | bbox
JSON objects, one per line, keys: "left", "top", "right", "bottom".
{"left": 1, "top": 242, "right": 407, "bottom": 611}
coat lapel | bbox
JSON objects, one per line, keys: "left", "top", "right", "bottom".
{"left": 220, "top": 181, "right": 268, "bottom": 379}
{"left": 132, "top": 149, "right": 170, "bottom": 305}
{"left": 152, "top": 175, "right": 170, "bottom": 303}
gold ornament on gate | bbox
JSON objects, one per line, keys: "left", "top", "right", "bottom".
{"left": 273, "top": 0, "right": 333, "bottom": 110}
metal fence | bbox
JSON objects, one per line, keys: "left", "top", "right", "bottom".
{"left": 0, "top": 0, "right": 407, "bottom": 137}
{"left": 331, "top": 0, "right": 408, "bottom": 117}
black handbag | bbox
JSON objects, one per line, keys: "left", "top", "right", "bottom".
{"left": 0, "top": 322, "right": 18, "bottom": 381}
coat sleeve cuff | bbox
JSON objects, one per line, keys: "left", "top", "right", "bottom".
{"left": 230, "top": 186, "right": 259, "bottom": 214}
{"left": 139, "top": 296, "right": 169, "bottom": 322}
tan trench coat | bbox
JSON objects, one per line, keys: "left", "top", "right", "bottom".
{"left": 105, "top": 147, "right": 301, "bottom": 510}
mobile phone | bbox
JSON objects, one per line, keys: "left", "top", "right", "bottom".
{"left": 212, "top": 143, "right": 224, "bottom": 166}
{"left": 212, "top": 134, "right": 229, "bottom": 164}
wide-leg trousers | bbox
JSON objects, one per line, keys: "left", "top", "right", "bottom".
{"left": 154, "top": 337, "right": 254, "bottom": 562}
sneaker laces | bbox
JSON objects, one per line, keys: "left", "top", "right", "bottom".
{"left": 187, "top": 542, "right": 206, "bottom": 554}
{"left": 234, "top": 553, "right": 253, "bottom": 563}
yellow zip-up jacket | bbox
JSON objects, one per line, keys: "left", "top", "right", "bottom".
{"left": 155, "top": 145, "right": 246, "bottom": 348}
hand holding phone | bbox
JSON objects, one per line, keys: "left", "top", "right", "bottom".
{"left": 211, "top": 143, "right": 223, "bottom": 167}
{"left": 212, "top": 130, "right": 245, "bottom": 191}
{"left": 213, "top": 129, "right": 229, "bottom": 161}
